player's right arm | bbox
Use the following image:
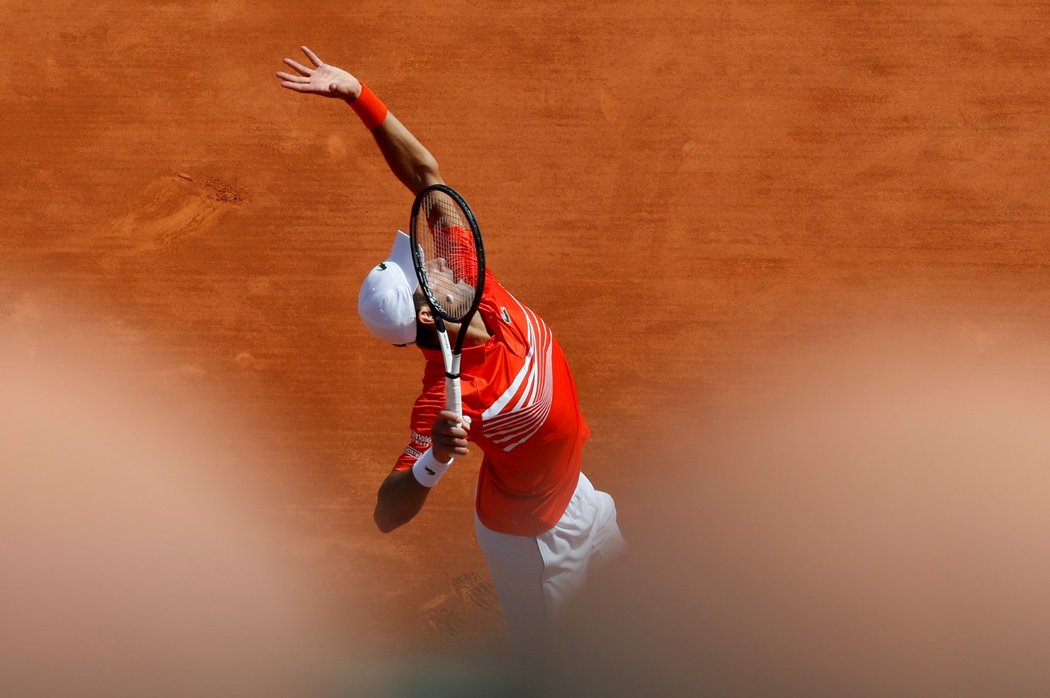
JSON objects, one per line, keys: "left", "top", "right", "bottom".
{"left": 374, "top": 406, "right": 470, "bottom": 533}
{"left": 373, "top": 468, "right": 430, "bottom": 533}
{"left": 276, "top": 46, "right": 442, "bottom": 195}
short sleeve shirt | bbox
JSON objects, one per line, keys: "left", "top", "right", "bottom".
{"left": 394, "top": 269, "right": 590, "bottom": 536}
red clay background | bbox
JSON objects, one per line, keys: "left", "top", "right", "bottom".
{"left": 4, "top": 0, "right": 1050, "bottom": 659}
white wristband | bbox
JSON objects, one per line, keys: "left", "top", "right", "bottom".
{"left": 412, "top": 448, "right": 452, "bottom": 488}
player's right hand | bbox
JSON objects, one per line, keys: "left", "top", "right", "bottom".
{"left": 276, "top": 46, "right": 362, "bottom": 101}
{"left": 431, "top": 410, "right": 472, "bottom": 463}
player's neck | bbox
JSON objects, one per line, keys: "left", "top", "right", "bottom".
{"left": 449, "top": 314, "right": 492, "bottom": 347}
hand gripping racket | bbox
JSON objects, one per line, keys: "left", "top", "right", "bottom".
{"left": 409, "top": 184, "right": 486, "bottom": 419}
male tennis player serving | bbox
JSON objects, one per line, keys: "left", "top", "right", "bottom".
{"left": 277, "top": 46, "right": 625, "bottom": 646}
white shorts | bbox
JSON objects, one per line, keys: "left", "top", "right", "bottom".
{"left": 474, "top": 472, "right": 626, "bottom": 647}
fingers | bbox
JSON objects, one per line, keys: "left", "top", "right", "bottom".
{"left": 437, "top": 410, "right": 459, "bottom": 423}
{"left": 437, "top": 410, "right": 471, "bottom": 432}
{"left": 442, "top": 442, "right": 469, "bottom": 459}
{"left": 283, "top": 57, "right": 313, "bottom": 76}
{"left": 434, "top": 420, "right": 468, "bottom": 440}
{"left": 300, "top": 45, "right": 323, "bottom": 67}
{"left": 432, "top": 410, "right": 470, "bottom": 458}
{"left": 276, "top": 71, "right": 308, "bottom": 83}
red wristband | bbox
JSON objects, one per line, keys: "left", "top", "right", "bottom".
{"left": 350, "top": 83, "right": 388, "bottom": 130}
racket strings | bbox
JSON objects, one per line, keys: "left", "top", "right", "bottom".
{"left": 416, "top": 193, "right": 480, "bottom": 321}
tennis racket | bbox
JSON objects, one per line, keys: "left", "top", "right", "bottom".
{"left": 409, "top": 184, "right": 486, "bottom": 419}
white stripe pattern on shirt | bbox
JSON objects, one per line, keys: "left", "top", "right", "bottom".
{"left": 480, "top": 296, "right": 554, "bottom": 452}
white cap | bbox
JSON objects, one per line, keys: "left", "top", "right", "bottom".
{"left": 357, "top": 231, "right": 419, "bottom": 345}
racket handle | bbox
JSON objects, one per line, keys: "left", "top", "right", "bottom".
{"left": 446, "top": 376, "right": 462, "bottom": 418}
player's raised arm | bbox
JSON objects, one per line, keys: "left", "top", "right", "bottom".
{"left": 276, "top": 46, "right": 442, "bottom": 195}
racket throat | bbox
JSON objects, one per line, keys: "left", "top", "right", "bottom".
{"left": 446, "top": 353, "right": 462, "bottom": 381}
{"left": 437, "top": 327, "right": 454, "bottom": 370}
{"left": 438, "top": 331, "right": 464, "bottom": 416}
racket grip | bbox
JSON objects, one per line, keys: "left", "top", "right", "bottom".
{"left": 446, "top": 376, "right": 462, "bottom": 418}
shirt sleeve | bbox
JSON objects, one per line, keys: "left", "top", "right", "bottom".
{"left": 438, "top": 223, "right": 479, "bottom": 279}
{"left": 480, "top": 268, "right": 500, "bottom": 308}
{"left": 393, "top": 380, "right": 446, "bottom": 472}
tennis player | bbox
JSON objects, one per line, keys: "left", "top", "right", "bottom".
{"left": 277, "top": 46, "right": 626, "bottom": 646}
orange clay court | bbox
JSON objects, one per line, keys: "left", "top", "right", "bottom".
{"left": 3, "top": 0, "right": 1050, "bottom": 686}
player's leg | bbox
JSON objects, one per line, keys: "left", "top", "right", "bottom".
{"left": 474, "top": 474, "right": 626, "bottom": 647}
{"left": 536, "top": 473, "right": 626, "bottom": 617}
{"left": 474, "top": 514, "right": 550, "bottom": 646}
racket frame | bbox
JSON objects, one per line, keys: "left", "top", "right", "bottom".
{"left": 408, "top": 184, "right": 486, "bottom": 419}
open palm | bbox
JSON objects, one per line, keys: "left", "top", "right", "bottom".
{"left": 276, "top": 46, "right": 361, "bottom": 100}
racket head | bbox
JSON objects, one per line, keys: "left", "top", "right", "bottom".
{"left": 409, "top": 184, "right": 486, "bottom": 325}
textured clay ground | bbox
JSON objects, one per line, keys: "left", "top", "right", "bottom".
{"left": 3, "top": 0, "right": 1050, "bottom": 662}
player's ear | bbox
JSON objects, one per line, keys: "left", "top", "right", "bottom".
{"left": 417, "top": 305, "right": 434, "bottom": 327}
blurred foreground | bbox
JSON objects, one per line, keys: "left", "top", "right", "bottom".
{"left": 0, "top": 320, "right": 350, "bottom": 697}
{"left": 545, "top": 332, "right": 1050, "bottom": 697}
{"left": 3, "top": 312, "right": 1049, "bottom": 697}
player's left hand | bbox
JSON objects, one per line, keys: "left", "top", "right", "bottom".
{"left": 276, "top": 46, "right": 362, "bottom": 101}
{"left": 431, "top": 411, "right": 472, "bottom": 463}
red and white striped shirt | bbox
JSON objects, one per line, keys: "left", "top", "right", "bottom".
{"left": 394, "top": 269, "right": 590, "bottom": 536}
